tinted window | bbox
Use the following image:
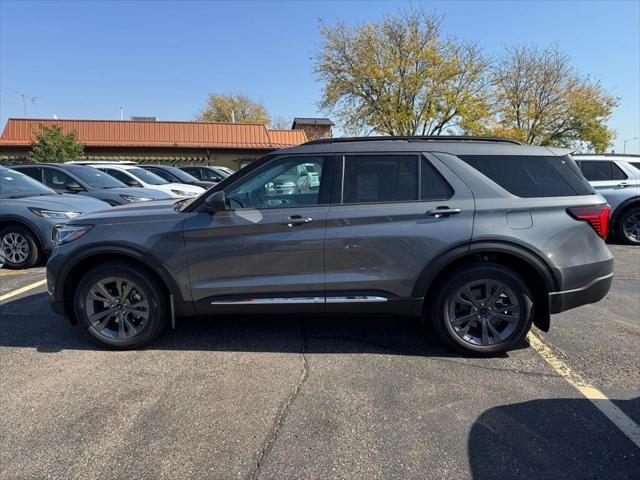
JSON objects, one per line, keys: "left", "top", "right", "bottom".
{"left": 15, "top": 167, "right": 42, "bottom": 182}
{"left": 100, "top": 168, "right": 140, "bottom": 186}
{"left": 630, "top": 162, "right": 640, "bottom": 171}
{"left": 343, "top": 155, "right": 417, "bottom": 204}
{"left": 43, "top": 169, "right": 76, "bottom": 189}
{"left": 70, "top": 166, "right": 126, "bottom": 188}
{"left": 421, "top": 158, "right": 453, "bottom": 200}
{"left": 611, "top": 163, "right": 628, "bottom": 180}
{"left": 579, "top": 160, "right": 617, "bottom": 181}
{"left": 146, "top": 168, "right": 176, "bottom": 182}
{"left": 226, "top": 157, "right": 325, "bottom": 209}
{"left": 0, "top": 169, "right": 54, "bottom": 198}
{"left": 181, "top": 168, "right": 203, "bottom": 180}
{"left": 460, "top": 155, "right": 593, "bottom": 197}
{"left": 127, "top": 167, "right": 169, "bottom": 185}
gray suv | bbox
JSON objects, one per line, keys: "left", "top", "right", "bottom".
{"left": 47, "top": 137, "right": 614, "bottom": 354}
{"left": 0, "top": 167, "right": 109, "bottom": 268}
{"left": 574, "top": 155, "right": 640, "bottom": 244}
{"left": 12, "top": 163, "right": 171, "bottom": 205}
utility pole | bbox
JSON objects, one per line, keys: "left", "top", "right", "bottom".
{"left": 623, "top": 137, "right": 638, "bottom": 154}
{"left": 7, "top": 88, "right": 37, "bottom": 117}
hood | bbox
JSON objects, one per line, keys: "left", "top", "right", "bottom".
{"left": 193, "top": 181, "right": 216, "bottom": 189}
{"left": 165, "top": 183, "right": 206, "bottom": 194}
{"left": 5, "top": 193, "right": 110, "bottom": 213}
{"left": 103, "top": 187, "right": 172, "bottom": 199}
{"left": 69, "top": 199, "right": 179, "bottom": 224}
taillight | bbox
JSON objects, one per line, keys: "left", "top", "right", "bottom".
{"left": 567, "top": 204, "right": 610, "bottom": 239}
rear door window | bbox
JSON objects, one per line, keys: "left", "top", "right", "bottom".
{"left": 342, "top": 155, "right": 417, "bottom": 204}
{"left": 15, "top": 167, "right": 42, "bottom": 182}
{"left": 459, "top": 155, "right": 593, "bottom": 197}
{"left": 579, "top": 160, "right": 626, "bottom": 181}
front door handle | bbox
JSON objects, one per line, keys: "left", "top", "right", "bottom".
{"left": 280, "top": 215, "right": 313, "bottom": 227}
{"left": 426, "top": 206, "right": 462, "bottom": 218}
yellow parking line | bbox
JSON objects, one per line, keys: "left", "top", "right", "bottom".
{"left": 0, "top": 279, "right": 47, "bottom": 302}
{"left": 528, "top": 331, "right": 640, "bottom": 449}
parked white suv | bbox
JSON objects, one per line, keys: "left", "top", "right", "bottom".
{"left": 75, "top": 162, "right": 205, "bottom": 198}
{"left": 574, "top": 154, "right": 640, "bottom": 244}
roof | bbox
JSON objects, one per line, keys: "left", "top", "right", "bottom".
{"left": 0, "top": 118, "right": 307, "bottom": 150}
{"left": 277, "top": 136, "right": 564, "bottom": 157}
{"left": 292, "top": 117, "right": 334, "bottom": 127}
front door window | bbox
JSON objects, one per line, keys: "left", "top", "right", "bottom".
{"left": 226, "top": 157, "right": 325, "bottom": 209}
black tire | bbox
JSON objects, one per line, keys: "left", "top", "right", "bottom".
{"left": 0, "top": 225, "right": 41, "bottom": 269}
{"left": 429, "top": 263, "right": 533, "bottom": 355}
{"left": 615, "top": 206, "right": 640, "bottom": 245}
{"left": 74, "top": 262, "right": 169, "bottom": 349}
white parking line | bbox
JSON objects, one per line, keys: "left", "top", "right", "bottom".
{"left": 0, "top": 279, "right": 47, "bottom": 302}
{"left": 528, "top": 330, "right": 640, "bottom": 449}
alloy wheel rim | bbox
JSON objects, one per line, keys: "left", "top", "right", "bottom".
{"left": 1, "top": 233, "right": 30, "bottom": 264}
{"left": 85, "top": 277, "right": 150, "bottom": 340}
{"left": 622, "top": 213, "right": 640, "bottom": 242}
{"left": 448, "top": 279, "right": 521, "bottom": 347}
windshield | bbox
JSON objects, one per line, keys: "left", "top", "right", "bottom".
{"left": 163, "top": 166, "right": 201, "bottom": 183}
{"left": 128, "top": 167, "right": 169, "bottom": 185}
{"left": 70, "top": 166, "right": 127, "bottom": 188}
{"left": 0, "top": 169, "right": 55, "bottom": 198}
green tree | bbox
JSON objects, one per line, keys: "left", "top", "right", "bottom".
{"left": 476, "top": 45, "right": 619, "bottom": 152}
{"left": 29, "top": 124, "right": 84, "bottom": 163}
{"left": 314, "top": 9, "right": 491, "bottom": 136}
{"left": 198, "top": 93, "right": 271, "bottom": 124}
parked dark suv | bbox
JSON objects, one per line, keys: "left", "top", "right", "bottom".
{"left": 47, "top": 137, "right": 614, "bottom": 354}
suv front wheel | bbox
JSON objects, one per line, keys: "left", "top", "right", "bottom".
{"left": 74, "top": 262, "right": 169, "bottom": 349}
{"left": 431, "top": 263, "right": 533, "bottom": 355}
{"left": 616, "top": 206, "right": 640, "bottom": 245}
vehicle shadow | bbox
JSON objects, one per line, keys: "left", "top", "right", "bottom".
{"left": 468, "top": 397, "right": 640, "bottom": 479}
{"left": 0, "top": 292, "right": 528, "bottom": 358}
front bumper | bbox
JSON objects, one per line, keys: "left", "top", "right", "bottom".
{"left": 549, "top": 272, "right": 613, "bottom": 314}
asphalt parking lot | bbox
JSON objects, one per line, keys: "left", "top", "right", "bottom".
{"left": 1, "top": 245, "right": 638, "bottom": 480}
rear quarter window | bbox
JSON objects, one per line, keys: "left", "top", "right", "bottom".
{"left": 459, "top": 155, "right": 593, "bottom": 197}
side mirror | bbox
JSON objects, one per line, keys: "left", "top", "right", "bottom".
{"left": 65, "top": 181, "right": 84, "bottom": 192}
{"left": 204, "top": 191, "right": 227, "bottom": 213}
{"left": 127, "top": 179, "right": 142, "bottom": 188}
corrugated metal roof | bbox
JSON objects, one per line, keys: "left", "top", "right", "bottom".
{"left": 0, "top": 118, "right": 307, "bottom": 150}
{"left": 292, "top": 117, "right": 335, "bottom": 127}
{"left": 267, "top": 129, "right": 308, "bottom": 147}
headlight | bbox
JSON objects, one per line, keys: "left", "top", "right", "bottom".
{"left": 171, "top": 189, "right": 198, "bottom": 197}
{"left": 54, "top": 224, "right": 93, "bottom": 245}
{"left": 120, "top": 194, "right": 154, "bottom": 203}
{"left": 29, "top": 208, "right": 81, "bottom": 219}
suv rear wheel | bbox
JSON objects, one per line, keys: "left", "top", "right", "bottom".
{"left": 430, "top": 263, "right": 533, "bottom": 355}
{"left": 74, "top": 262, "right": 169, "bottom": 349}
{"left": 616, "top": 206, "right": 640, "bottom": 245}
{"left": 0, "top": 225, "right": 40, "bottom": 269}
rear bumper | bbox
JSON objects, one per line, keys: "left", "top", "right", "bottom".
{"left": 549, "top": 272, "right": 613, "bottom": 314}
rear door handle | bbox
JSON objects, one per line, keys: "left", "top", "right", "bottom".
{"left": 426, "top": 206, "right": 462, "bottom": 218}
{"left": 280, "top": 215, "right": 313, "bottom": 227}
{"left": 618, "top": 182, "right": 631, "bottom": 188}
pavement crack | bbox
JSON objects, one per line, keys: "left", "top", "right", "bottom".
{"left": 247, "top": 321, "right": 309, "bottom": 480}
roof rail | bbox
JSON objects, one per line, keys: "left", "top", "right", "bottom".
{"left": 304, "top": 135, "right": 524, "bottom": 146}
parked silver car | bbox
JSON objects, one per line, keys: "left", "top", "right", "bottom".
{"left": 574, "top": 154, "right": 640, "bottom": 244}
{"left": 0, "top": 167, "right": 109, "bottom": 268}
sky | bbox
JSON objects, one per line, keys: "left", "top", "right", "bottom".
{"left": 0, "top": 0, "right": 638, "bottom": 153}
